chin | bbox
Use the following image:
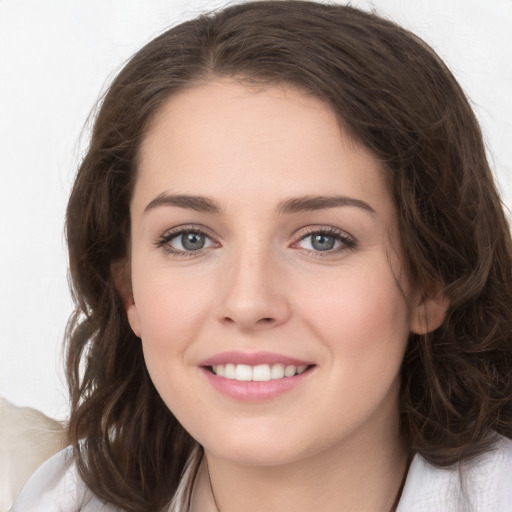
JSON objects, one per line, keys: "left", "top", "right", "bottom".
{"left": 197, "top": 422, "right": 330, "bottom": 468}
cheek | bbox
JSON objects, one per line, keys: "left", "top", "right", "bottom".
{"left": 291, "top": 266, "right": 411, "bottom": 436}
{"left": 131, "top": 269, "right": 213, "bottom": 397}
{"left": 134, "top": 285, "right": 207, "bottom": 418}
{"left": 298, "top": 264, "right": 411, "bottom": 376}
{"left": 133, "top": 266, "right": 211, "bottom": 344}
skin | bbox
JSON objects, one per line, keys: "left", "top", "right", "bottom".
{"left": 125, "top": 80, "right": 446, "bottom": 512}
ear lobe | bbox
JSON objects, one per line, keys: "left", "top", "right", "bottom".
{"left": 111, "top": 258, "right": 141, "bottom": 338}
{"left": 410, "top": 292, "right": 449, "bottom": 335}
{"left": 126, "top": 303, "right": 142, "bottom": 338}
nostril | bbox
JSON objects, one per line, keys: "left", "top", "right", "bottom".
{"left": 221, "top": 316, "right": 276, "bottom": 328}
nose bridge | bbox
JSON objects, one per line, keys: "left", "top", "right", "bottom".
{"left": 218, "top": 235, "right": 290, "bottom": 329}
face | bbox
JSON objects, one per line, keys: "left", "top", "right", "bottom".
{"left": 126, "top": 80, "right": 437, "bottom": 467}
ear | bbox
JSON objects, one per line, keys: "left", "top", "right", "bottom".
{"left": 111, "top": 258, "right": 141, "bottom": 338}
{"left": 410, "top": 290, "right": 449, "bottom": 335}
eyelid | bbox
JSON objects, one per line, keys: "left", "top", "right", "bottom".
{"left": 156, "top": 224, "right": 220, "bottom": 255}
{"left": 155, "top": 224, "right": 356, "bottom": 256}
{"left": 291, "top": 225, "right": 357, "bottom": 254}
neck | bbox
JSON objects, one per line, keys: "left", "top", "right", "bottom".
{"left": 204, "top": 418, "right": 408, "bottom": 512}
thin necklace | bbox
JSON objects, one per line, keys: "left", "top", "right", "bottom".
{"left": 205, "top": 454, "right": 410, "bottom": 512}
{"left": 206, "top": 461, "right": 221, "bottom": 512}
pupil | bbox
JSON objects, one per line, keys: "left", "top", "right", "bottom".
{"left": 182, "top": 233, "right": 205, "bottom": 250}
{"left": 312, "top": 234, "right": 335, "bottom": 251}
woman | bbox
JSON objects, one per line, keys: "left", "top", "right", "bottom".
{"left": 12, "top": 1, "right": 512, "bottom": 511}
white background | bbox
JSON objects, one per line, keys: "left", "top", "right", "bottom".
{"left": 1, "top": 0, "right": 511, "bottom": 421}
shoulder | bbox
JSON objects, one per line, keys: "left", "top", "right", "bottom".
{"left": 0, "top": 396, "right": 67, "bottom": 510}
{"left": 10, "top": 447, "right": 115, "bottom": 512}
{"left": 397, "top": 434, "right": 512, "bottom": 512}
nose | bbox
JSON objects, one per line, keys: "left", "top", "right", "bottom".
{"left": 217, "top": 246, "right": 291, "bottom": 331}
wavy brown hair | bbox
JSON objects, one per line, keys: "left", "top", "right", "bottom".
{"left": 65, "top": 1, "right": 512, "bottom": 510}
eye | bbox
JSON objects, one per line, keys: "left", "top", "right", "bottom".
{"left": 305, "top": 233, "right": 338, "bottom": 251}
{"left": 293, "top": 227, "right": 356, "bottom": 254}
{"left": 176, "top": 232, "right": 208, "bottom": 251}
{"left": 157, "top": 227, "right": 218, "bottom": 255}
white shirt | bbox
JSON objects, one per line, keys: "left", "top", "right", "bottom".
{"left": 11, "top": 435, "right": 512, "bottom": 512}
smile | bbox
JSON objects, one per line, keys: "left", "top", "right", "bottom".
{"left": 200, "top": 352, "right": 315, "bottom": 401}
{"left": 211, "top": 363, "right": 309, "bottom": 381}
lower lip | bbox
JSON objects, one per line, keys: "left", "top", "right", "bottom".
{"left": 200, "top": 367, "right": 313, "bottom": 402}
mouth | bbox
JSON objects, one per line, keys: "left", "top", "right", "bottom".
{"left": 199, "top": 351, "right": 316, "bottom": 401}
{"left": 208, "top": 363, "right": 313, "bottom": 381}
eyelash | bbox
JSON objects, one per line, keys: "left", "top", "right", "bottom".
{"left": 155, "top": 225, "right": 357, "bottom": 257}
{"left": 155, "top": 225, "right": 219, "bottom": 257}
{"left": 292, "top": 226, "right": 357, "bottom": 256}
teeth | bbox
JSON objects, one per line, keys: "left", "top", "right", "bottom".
{"left": 271, "top": 363, "right": 285, "bottom": 379}
{"left": 225, "top": 363, "right": 235, "bottom": 379}
{"left": 235, "top": 364, "right": 252, "bottom": 381}
{"left": 252, "top": 364, "right": 271, "bottom": 381}
{"left": 284, "top": 365, "right": 296, "bottom": 377}
{"left": 211, "top": 363, "right": 309, "bottom": 381}
{"left": 296, "top": 365, "right": 307, "bottom": 374}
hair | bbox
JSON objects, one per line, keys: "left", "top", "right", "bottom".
{"left": 65, "top": 1, "right": 512, "bottom": 511}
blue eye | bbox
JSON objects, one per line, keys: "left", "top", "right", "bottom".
{"left": 295, "top": 229, "right": 355, "bottom": 253}
{"left": 310, "top": 233, "right": 337, "bottom": 251}
{"left": 158, "top": 228, "right": 217, "bottom": 254}
{"left": 179, "top": 232, "right": 207, "bottom": 251}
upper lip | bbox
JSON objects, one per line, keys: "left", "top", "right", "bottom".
{"left": 199, "top": 351, "right": 314, "bottom": 367}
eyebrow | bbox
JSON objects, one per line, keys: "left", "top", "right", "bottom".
{"left": 144, "top": 193, "right": 223, "bottom": 213}
{"left": 144, "top": 193, "right": 375, "bottom": 215}
{"left": 277, "top": 195, "right": 376, "bottom": 215}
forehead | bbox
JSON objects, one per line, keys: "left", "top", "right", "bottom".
{"left": 135, "top": 80, "right": 392, "bottom": 216}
